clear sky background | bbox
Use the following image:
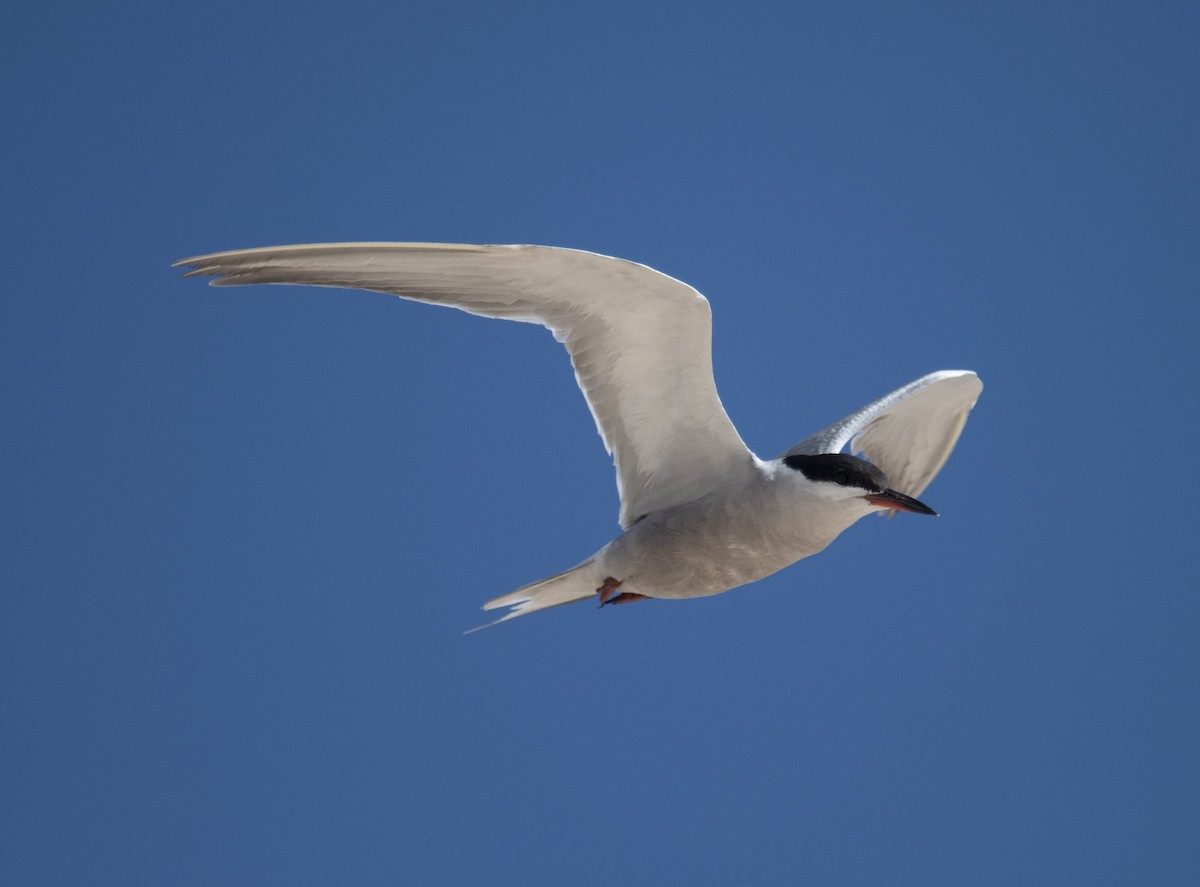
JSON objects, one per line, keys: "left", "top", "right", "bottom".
{"left": 4, "top": 2, "right": 1198, "bottom": 885}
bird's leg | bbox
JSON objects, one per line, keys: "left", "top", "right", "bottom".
{"left": 597, "top": 576, "right": 623, "bottom": 606}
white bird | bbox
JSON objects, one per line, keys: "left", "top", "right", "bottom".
{"left": 176, "top": 243, "right": 982, "bottom": 629}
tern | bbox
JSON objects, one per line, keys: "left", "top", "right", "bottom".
{"left": 176, "top": 243, "right": 982, "bottom": 629}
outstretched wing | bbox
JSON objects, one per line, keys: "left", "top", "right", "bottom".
{"left": 781, "top": 370, "right": 982, "bottom": 499}
{"left": 176, "top": 243, "right": 755, "bottom": 527}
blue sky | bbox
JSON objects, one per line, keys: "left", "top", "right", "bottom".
{"left": 3, "top": 2, "right": 1198, "bottom": 884}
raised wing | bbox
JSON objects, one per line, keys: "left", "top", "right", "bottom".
{"left": 175, "top": 243, "right": 754, "bottom": 527}
{"left": 781, "top": 370, "right": 982, "bottom": 499}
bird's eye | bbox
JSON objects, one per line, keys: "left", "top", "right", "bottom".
{"left": 833, "top": 468, "right": 849, "bottom": 485}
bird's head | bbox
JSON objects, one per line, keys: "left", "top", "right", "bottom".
{"left": 781, "top": 453, "right": 937, "bottom": 516}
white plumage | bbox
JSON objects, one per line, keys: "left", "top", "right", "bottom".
{"left": 177, "top": 243, "right": 981, "bottom": 628}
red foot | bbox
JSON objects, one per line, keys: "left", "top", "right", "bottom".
{"left": 597, "top": 577, "right": 651, "bottom": 607}
{"left": 597, "top": 576, "right": 623, "bottom": 605}
{"left": 603, "top": 592, "right": 650, "bottom": 606}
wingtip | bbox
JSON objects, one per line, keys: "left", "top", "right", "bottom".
{"left": 172, "top": 242, "right": 502, "bottom": 281}
{"left": 172, "top": 255, "right": 223, "bottom": 280}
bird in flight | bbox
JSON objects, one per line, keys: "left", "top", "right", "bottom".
{"left": 176, "top": 243, "right": 981, "bottom": 629}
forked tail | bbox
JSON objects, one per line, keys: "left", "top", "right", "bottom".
{"left": 466, "top": 559, "right": 599, "bottom": 633}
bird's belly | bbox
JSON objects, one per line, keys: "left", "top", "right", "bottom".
{"left": 598, "top": 501, "right": 835, "bottom": 600}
